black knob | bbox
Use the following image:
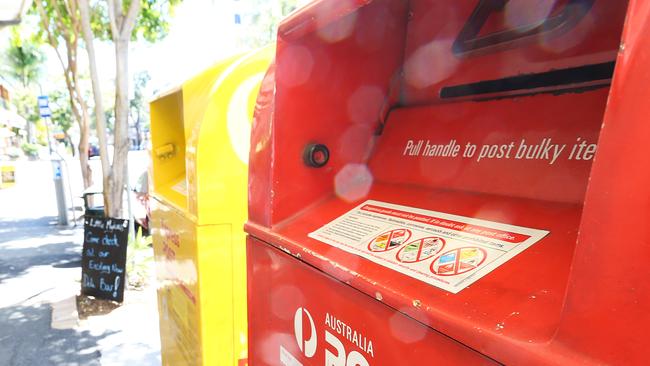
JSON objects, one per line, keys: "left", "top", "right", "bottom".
{"left": 303, "top": 144, "right": 330, "bottom": 168}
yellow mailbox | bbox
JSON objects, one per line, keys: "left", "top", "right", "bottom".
{"left": 149, "top": 47, "right": 272, "bottom": 366}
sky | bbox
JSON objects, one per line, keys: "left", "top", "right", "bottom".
{"left": 130, "top": 0, "right": 243, "bottom": 94}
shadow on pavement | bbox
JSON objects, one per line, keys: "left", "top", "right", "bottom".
{"left": 52, "top": 258, "right": 83, "bottom": 269}
{"left": 0, "top": 303, "right": 114, "bottom": 366}
{"left": 0, "top": 242, "right": 82, "bottom": 284}
{"left": 0, "top": 217, "right": 79, "bottom": 243}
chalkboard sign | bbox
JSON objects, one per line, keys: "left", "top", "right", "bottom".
{"left": 81, "top": 217, "right": 129, "bottom": 302}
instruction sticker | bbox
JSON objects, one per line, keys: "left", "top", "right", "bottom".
{"left": 308, "top": 200, "right": 549, "bottom": 293}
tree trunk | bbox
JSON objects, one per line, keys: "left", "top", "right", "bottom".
{"left": 107, "top": 37, "right": 131, "bottom": 218}
{"left": 78, "top": 112, "right": 92, "bottom": 189}
{"left": 134, "top": 111, "right": 142, "bottom": 150}
{"left": 78, "top": 0, "right": 112, "bottom": 215}
{"left": 67, "top": 84, "right": 93, "bottom": 190}
{"left": 80, "top": 0, "right": 140, "bottom": 218}
{"left": 24, "top": 107, "right": 33, "bottom": 144}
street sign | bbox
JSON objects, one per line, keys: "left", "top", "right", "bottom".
{"left": 37, "top": 95, "right": 51, "bottom": 118}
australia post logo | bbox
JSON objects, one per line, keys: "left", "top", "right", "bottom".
{"left": 294, "top": 307, "right": 317, "bottom": 358}
{"left": 285, "top": 307, "right": 373, "bottom": 366}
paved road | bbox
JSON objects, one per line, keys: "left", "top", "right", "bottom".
{"left": 0, "top": 159, "right": 160, "bottom": 366}
{"left": 0, "top": 160, "right": 101, "bottom": 365}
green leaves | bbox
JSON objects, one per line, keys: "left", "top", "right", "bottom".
{"left": 89, "top": 1, "right": 112, "bottom": 40}
{"left": 33, "top": 0, "right": 180, "bottom": 44}
{"left": 3, "top": 27, "right": 45, "bottom": 88}
{"left": 49, "top": 89, "right": 74, "bottom": 133}
{"left": 82, "top": 0, "right": 181, "bottom": 42}
{"left": 238, "top": 0, "right": 301, "bottom": 48}
{"left": 132, "top": 0, "right": 181, "bottom": 42}
{"left": 32, "top": 0, "right": 79, "bottom": 44}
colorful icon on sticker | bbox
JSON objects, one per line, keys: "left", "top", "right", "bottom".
{"left": 396, "top": 237, "right": 445, "bottom": 263}
{"left": 430, "top": 247, "right": 487, "bottom": 276}
{"left": 368, "top": 229, "right": 412, "bottom": 252}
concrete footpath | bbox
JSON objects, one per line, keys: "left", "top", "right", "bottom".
{"left": 0, "top": 160, "right": 161, "bottom": 366}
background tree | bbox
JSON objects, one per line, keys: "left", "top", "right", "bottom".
{"left": 34, "top": 0, "right": 94, "bottom": 189}
{"left": 129, "top": 71, "right": 150, "bottom": 150}
{"left": 49, "top": 89, "right": 76, "bottom": 155}
{"left": 78, "top": 0, "right": 179, "bottom": 217}
{"left": 2, "top": 27, "right": 45, "bottom": 144}
{"left": 241, "top": 0, "right": 302, "bottom": 47}
{"left": 3, "top": 27, "right": 44, "bottom": 89}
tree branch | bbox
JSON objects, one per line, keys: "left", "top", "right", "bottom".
{"left": 35, "top": 1, "right": 69, "bottom": 82}
{"left": 68, "top": 0, "right": 80, "bottom": 40}
{"left": 63, "top": 0, "right": 74, "bottom": 21}
{"left": 115, "top": 0, "right": 124, "bottom": 26}
{"left": 78, "top": 0, "right": 112, "bottom": 184}
{"left": 120, "top": 0, "right": 141, "bottom": 40}
{"left": 52, "top": 4, "right": 71, "bottom": 43}
{"left": 106, "top": 0, "right": 120, "bottom": 39}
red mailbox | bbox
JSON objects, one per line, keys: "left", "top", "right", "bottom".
{"left": 246, "top": 0, "right": 650, "bottom": 364}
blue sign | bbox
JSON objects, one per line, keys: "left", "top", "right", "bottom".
{"left": 37, "top": 96, "right": 51, "bottom": 118}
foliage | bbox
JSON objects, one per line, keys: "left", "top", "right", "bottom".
{"left": 32, "top": 1, "right": 81, "bottom": 53}
{"left": 2, "top": 26, "right": 45, "bottom": 144}
{"left": 34, "top": 121, "right": 50, "bottom": 146}
{"left": 129, "top": 71, "right": 150, "bottom": 149}
{"left": 136, "top": 0, "right": 181, "bottom": 41}
{"left": 20, "top": 142, "right": 40, "bottom": 158}
{"left": 10, "top": 89, "right": 43, "bottom": 145}
{"left": 241, "top": 0, "right": 303, "bottom": 48}
{"left": 49, "top": 89, "right": 74, "bottom": 133}
{"left": 130, "top": 71, "right": 150, "bottom": 119}
{"left": 126, "top": 226, "right": 153, "bottom": 289}
{"left": 2, "top": 27, "right": 45, "bottom": 88}
{"left": 12, "top": 90, "right": 40, "bottom": 125}
{"left": 88, "top": 0, "right": 181, "bottom": 42}
{"left": 103, "top": 109, "right": 114, "bottom": 133}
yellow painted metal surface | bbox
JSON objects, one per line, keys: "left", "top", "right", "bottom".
{"left": 0, "top": 163, "right": 16, "bottom": 189}
{"left": 149, "top": 46, "right": 273, "bottom": 366}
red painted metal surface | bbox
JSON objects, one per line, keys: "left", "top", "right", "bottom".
{"left": 370, "top": 90, "right": 608, "bottom": 203}
{"left": 401, "top": 0, "right": 627, "bottom": 104}
{"left": 268, "top": 0, "right": 409, "bottom": 224}
{"left": 246, "top": 0, "right": 648, "bottom": 364}
{"left": 247, "top": 184, "right": 582, "bottom": 364}
{"left": 247, "top": 236, "right": 498, "bottom": 365}
{"left": 554, "top": 0, "right": 650, "bottom": 363}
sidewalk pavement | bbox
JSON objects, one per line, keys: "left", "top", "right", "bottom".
{"left": 0, "top": 160, "right": 161, "bottom": 366}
